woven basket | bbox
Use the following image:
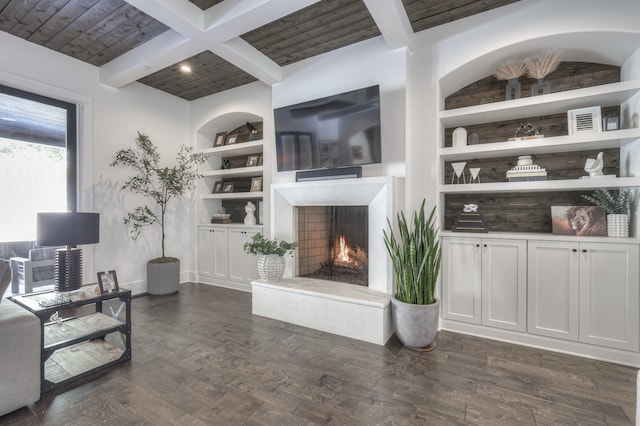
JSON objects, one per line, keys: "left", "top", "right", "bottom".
{"left": 257, "top": 254, "right": 285, "bottom": 281}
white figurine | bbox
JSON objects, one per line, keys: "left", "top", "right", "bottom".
{"left": 463, "top": 204, "right": 479, "bottom": 213}
{"left": 584, "top": 152, "right": 604, "bottom": 178}
{"left": 244, "top": 201, "right": 257, "bottom": 225}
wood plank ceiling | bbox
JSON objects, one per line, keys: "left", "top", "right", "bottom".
{"left": 0, "top": 0, "right": 521, "bottom": 101}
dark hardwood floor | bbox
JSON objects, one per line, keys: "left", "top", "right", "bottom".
{"left": 2, "top": 283, "right": 636, "bottom": 425}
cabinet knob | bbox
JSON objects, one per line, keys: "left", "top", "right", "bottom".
{"left": 572, "top": 249, "right": 577, "bottom": 252}
{"left": 582, "top": 249, "right": 587, "bottom": 253}
{"left": 476, "top": 244, "right": 480, "bottom": 247}
{"left": 483, "top": 244, "right": 487, "bottom": 247}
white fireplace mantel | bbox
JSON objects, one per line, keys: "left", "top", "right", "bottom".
{"left": 252, "top": 176, "right": 402, "bottom": 345}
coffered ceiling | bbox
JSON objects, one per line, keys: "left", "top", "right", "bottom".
{"left": 0, "top": 0, "right": 520, "bottom": 101}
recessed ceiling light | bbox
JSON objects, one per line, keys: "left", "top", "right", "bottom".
{"left": 180, "top": 65, "right": 192, "bottom": 73}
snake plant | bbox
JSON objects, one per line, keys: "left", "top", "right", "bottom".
{"left": 383, "top": 200, "right": 441, "bottom": 305}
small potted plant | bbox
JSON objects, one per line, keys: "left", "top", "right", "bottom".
{"left": 383, "top": 199, "right": 442, "bottom": 349}
{"left": 582, "top": 189, "right": 632, "bottom": 237}
{"left": 243, "top": 233, "right": 298, "bottom": 281}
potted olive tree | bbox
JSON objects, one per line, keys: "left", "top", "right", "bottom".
{"left": 111, "top": 131, "right": 205, "bottom": 295}
{"left": 582, "top": 189, "right": 632, "bottom": 237}
{"left": 383, "top": 200, "right": 442, "bottom": 349}
{"left": 243, "top": 233, "right": 298, "bottom": 281}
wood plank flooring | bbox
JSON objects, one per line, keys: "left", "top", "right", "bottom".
{"left": 1, "top": 283, "right": 636, "bottom": 425}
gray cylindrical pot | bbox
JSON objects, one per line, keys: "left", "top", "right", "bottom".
{"left": 391, "top": 297, "right": 440, "bottom": 349}
{"left": 147, "top": 259, "right": 180, "bottom": 295}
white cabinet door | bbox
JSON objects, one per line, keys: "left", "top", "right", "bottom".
{"left": 481, "top": 239, "right": 526, "bottom": 332}
{"left": 442, "top": 237, "right": 482, "bottom": 324}
{"left": 211, "top": 227, "right": 229, "bottom": 280}
{"left": 228, "top": 228, "right": 261, "bottom": 283}
{"left": 197, "top": 227, "right": 215, "bottom": 279}
{"left": 527, "top": 240, "right": 579, "bottom": 341}
{"left": 197, "top": 226, "right": 228, "bottom": 280}
{"left": 579, "top": 242, "right": 639, "bottom": 351}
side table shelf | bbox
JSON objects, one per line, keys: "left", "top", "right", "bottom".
{"left": 11, "top": 284, "right": 131, "bottom": 395}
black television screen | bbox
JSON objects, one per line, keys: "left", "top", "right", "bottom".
{"left": 274, "top": 85, "right": 381, "bottom": 172}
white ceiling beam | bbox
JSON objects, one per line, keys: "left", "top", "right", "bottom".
{"left": 363, "top": 0, "right": 415, "bottom": 51}
{"left": 99, "top": 31, "right": 205, "bottom": 88}
{"left": 203, "top": 0, "right": 321, "bottom": 36}
{"left": 125, "top": 0, "right": 204, "bottom": 36}
{"left": 109, "top": 0, "right": 321, "bottom": 89}
{"left": 217, "top": 37, "right": 282, "bottom": 85}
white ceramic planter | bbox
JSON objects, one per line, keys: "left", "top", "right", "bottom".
{"left": 391, "top": 297, "right": 440, "bottom": 349}
{"left": 257, "top": 254, "right": 285, "bottom": 281}
{"left": 607, "top": 214, "right": 629, "bottom": 238}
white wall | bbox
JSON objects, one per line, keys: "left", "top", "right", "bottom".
{"left": 0, "top": 31, "right": 191, "bottom": 294}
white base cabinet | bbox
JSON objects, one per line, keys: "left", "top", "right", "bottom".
{"left": 442, "top": 232, "right": 640, "bottom": 366}
{"left": 442, "top": 237, "right": 526, "bottom": 332}
{"left": 528, "top": 240, "right": 639, "bottom": 351}
{"left": 197, "top": 225, "right": 262, "bottom": 290}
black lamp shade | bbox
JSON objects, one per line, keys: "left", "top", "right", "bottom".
{"left": 37, "top": 212, "right": 100, "bottom": 247}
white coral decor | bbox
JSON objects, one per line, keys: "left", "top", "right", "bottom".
{"left": 495, "top": 59, "right": 528, "bottom": 80}
{"left": 525, "top": 52, "right": 560, "bottom": 79}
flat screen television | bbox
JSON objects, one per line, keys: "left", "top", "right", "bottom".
{"left": 274, "top": 85, "right": 381, "bottom": 172}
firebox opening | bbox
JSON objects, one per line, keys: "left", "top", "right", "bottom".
{"left": 296, "top": 206, "right": 368, "bottom": 286}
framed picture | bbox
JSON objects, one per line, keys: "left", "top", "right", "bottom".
{"left": 551, "top": 206, "right": 606, "bottom": 236}
{"left": 250, "top": 176, "right": 263, "bottom": 192}
{"left": 258, "top": 155, "right": 263, "bottom": 166}
{"left": 246, "top": 154, "right": 260, "bottom": 167}
{"left": 213, "top": 132, "right": 227, "bottom": 147}
{"left": 222, "top": 182, "right": 235, "bottom": 193}
{"left": 97, "top": 270, "right": 119, "bottom": 294}
{"left": 213, "top": 181, "right": 223, "bottom": 193}
{"left": 225, "top": 133, "right": 238, "bottom": 145}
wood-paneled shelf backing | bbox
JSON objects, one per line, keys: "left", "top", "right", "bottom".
{"left": 444, "top": 148, "right": 619, "bottom": 185}
{"left": 445, "top": 191, "right": 601, "bottom": 233}
{"left": 445, "top": 62, "right": 620, "bottom": 110}
{"left": 439, "top": 61, "right": 640, "bottom": 234}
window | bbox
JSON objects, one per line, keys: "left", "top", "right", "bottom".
{"left": 0, "top": 85, "right": 77, "bottom": 245}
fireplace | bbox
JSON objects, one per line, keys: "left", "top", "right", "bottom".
{"left": 297, "top": 206, "right": 368, "bottom": 286}
{"left": 252, "top": 176, "right": 400, "bottom": 344}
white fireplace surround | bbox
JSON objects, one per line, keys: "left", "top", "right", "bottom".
{"left": 251, "top": 176, "right": 401, "bottom": 345}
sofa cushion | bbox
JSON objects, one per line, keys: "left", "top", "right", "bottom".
{"left": 0, "top": 299, "right": 41, "bottom": 415}
{"left": 0, "top": 259, "right": 11, "bottom": 302}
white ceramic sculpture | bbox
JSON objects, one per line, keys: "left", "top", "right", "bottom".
{"left": 451, "top": 162, "right": 466, "bottom": 184}
{"left": 584, "top": 152, "right": 604, "bottom": 177}
{"left": 244, "top": 201, "right": 257, "bottom": 225}
{"left": 469, "top": 167, "right": 481, "bottom": 183}
{"left": 452, "top": 127, "right": 467, "bottom": 148}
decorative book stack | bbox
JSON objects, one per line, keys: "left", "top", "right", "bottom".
{"left": 211, "top": 213, "right": 231, "bottom": 224}
{"left": 452, "top": 209, "right": 489, "bottom": 233}
{"left": 506, "top": 155, "right": 547, "bottom": 182}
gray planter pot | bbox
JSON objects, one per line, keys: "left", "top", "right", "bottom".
{"left": 147, "top": 259, "right": 180, "bottom": 295}
{"left": 391, "top": 297, "right": 440, "bottom": 349}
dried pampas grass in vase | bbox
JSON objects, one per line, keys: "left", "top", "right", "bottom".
{"left": 495, "top": 59, "right": 527, "bottom": 100}
{"left": 526, "top": 52, "right": 560, "bottom": 96}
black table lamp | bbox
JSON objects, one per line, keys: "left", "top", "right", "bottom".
{"left": 36, "top": 212, "right": 100, "bottom": 292}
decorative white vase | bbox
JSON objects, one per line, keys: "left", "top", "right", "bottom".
{"left": 607, "top": 214, "right": 629, "bottom": 238}
{"left": 257, "top": 254, "right": 285, "bottom": 281}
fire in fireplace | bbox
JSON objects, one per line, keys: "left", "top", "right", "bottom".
{"left": 296, "top": 206, "right": 368, "bottom": 286}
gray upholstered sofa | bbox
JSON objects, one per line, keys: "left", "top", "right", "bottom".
{"left": 0, "top": 259, "right": 41, "bottom": 417}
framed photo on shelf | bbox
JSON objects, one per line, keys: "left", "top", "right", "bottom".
{"left": 225, "top": 134, "right": 238, "bottom": 145}
{"left": 213, "top": 132, "right": 227, "bottom": 147}
{"left": 246, "top": 154, "right": 260, "bottom": 167}
{"left": 258, "top": 155, "right": 263, "bottom": 166}
{"left": 551, "top": 206, "right": 606, "bottom": 236}
{"left": 222, "top": 182, "right": 235, "bottom": 193}
{"left": 97, "top": 270, "right": 119, "bottom": 294}
{"left": 213, "top": 181, "right": 223, "bottom": 193}
{"left": 250, "top": 176, "right": 263, "bottom": 192}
